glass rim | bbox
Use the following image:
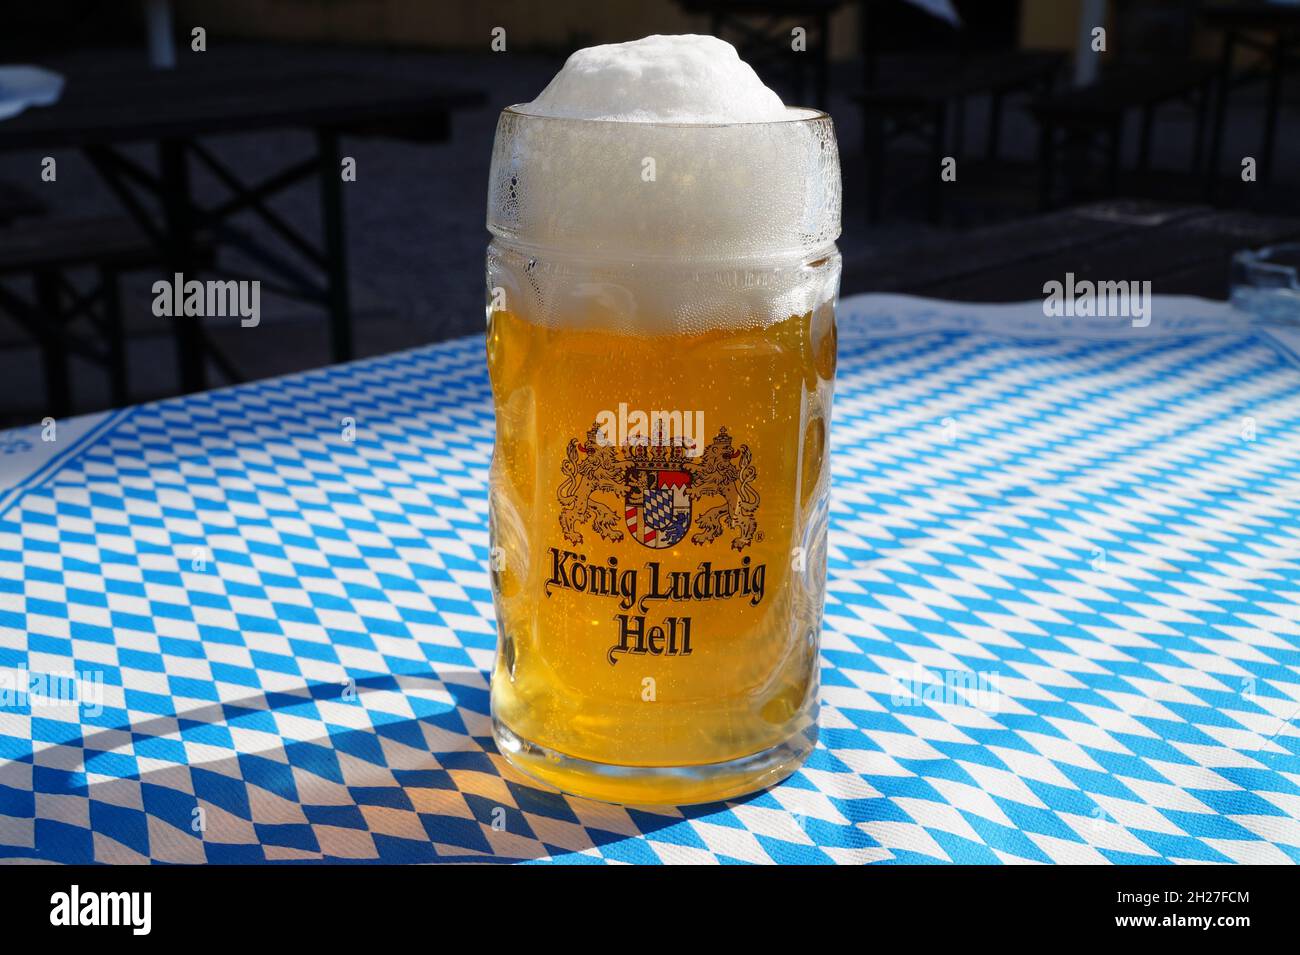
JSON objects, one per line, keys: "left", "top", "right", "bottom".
{"left": 500, "top": 104, "right": 831, "bottom": 129}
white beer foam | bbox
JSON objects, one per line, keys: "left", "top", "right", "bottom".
{"left": 487, "top": 35, "right": 842, "bottom": 331}
{"left": 521, "top": 34, "right": 791, "bottom": 124}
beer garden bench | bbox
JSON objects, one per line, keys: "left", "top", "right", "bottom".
{"left": 1030, "top": 59, "right": 1216, "bottom": 210}
{"left": 0, "top": 64, "right": 484, "bottom": 398}
{"left": 0, "top": 215, "right": 215, "bottom": 418}
{"left": 1202, "top": 0, "right": 1300, "bottom": 195}
{"left": 854, "top": 49, "right": 1065, "bottom": 222}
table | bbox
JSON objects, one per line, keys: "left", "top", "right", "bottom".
{"left": 0, "top": 65, "right": 483, "bottom": 393}
{"left": 1203, "top": 0, "right": 1300, "bottom": 191}
{"left": 1, "top": 293, "right": 1299, "bottom": 864}
{"left": 842, "top": 200, "right": 1300, "bottom": 301}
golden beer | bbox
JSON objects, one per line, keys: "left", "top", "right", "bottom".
{"left": 485, "top": 104, "right": 841, "bottom": 804}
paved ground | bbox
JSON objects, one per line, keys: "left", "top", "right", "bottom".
{"left": 0, "top": 41, "right": 1297, "bottom": 424}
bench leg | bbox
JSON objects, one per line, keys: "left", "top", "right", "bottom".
{"left": 1106, "top": 121, "right": 1122, "bottom": 196}
{"left": 865, "top": 108, "right": 885, "bottom": 224}
{"left": 815, "top": 11, "right": 829, "bottom": 110}
{"left": 929, "top": 101, "right": 947, "bottom": 224}
{"left": 1206, "top": 30, "right": 1235, "bottom": 201}
{"left": 159, "top": 138, "right": 206, "bottom": 393}
{"left": 987, "top": 91, "right": 1004, "bottom": 161}
{"left": 99, "top": 266, "right": 128, "bottom": 407}
{"left": 1192, "top": 80, "right": 1209, "bottom": 175}
{"left": 1038, "top": 121, "right": 1055, "bottom": 211}
{"left": 1260, "top": 32, "right": 1285, "bottom": 186}
{"left": 318, "top": 127, "right": 354, "bottom": 363}
{"left": 952, "top": 96, "right": 966, "bottom": 161}
{"left": 1137, "top": 104, "right": 1154, "bottom": 185}
{"left": 35, "top": 270, "right": 71, "bottom": 419}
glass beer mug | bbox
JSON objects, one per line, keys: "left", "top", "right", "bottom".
{"left": 485, "top": 106, "right": 841, "bottom": 804}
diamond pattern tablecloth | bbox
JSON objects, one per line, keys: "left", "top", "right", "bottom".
{"left": 1, "top": 294, "right": 1298, "bottom": 865}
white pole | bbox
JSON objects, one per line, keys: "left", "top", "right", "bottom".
{"left": 1074, "top": 0, "right": 1107, "bottom": 87}
{"left": 144, "top": 0, "right": 177, "bottom": 70}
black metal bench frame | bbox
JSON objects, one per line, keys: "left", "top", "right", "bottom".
{"left": 1204, "top": 7, "right": 1300, "bottom": 195}
{"left": 0, "top": 67, "right": 484, "bottom": 399}
{"left": 856, "top": 51, "right": 1064, "bottom": 222}
{"left": 0, "top": 268, "right": 126, "bottom": 418}
{"left": 0, "top": 217, "right": 217, "bottom": 418}
{"left": 1032, "top": 65, "right": 1215, "bottom": 211}
{"left": 82, "top": 131, "right": 356, "bottom": 395}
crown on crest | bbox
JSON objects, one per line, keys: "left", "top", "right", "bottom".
{"left": 624, "top": 432, "right": 650, "bottom": 463}
{"left": 585, "top": 420, "right": 611, "bottom": 450}
{"left": 618, "top": 421, "right": 689, "bottom": 467}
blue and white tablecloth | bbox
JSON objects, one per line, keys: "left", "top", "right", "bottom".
{"left": 2, "top": 294, "right": 1299, "bottom": 865}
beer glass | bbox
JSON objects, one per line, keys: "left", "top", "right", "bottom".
{"left": 486, "top": 107, "right": 841, "bottom": 804}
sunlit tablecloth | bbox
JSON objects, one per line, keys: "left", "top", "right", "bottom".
{"left": 1, "top": 294, "right": 1298, "bottom": 864}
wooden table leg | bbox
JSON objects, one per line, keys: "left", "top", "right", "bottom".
{"left": 159, "top": 137, "right": 205, "bottom": 393}
{"left": 317, "top": 127, "right": 353, "bottom": 364}
{"left": 815, "top": 10, "right": 829, "bottom": 110}
{"left": 1207, "top": 29, "right": 1235, "bottom": 200}
{"left": 1137, "top": 103, "right": 1155, "bottom": 181}
{"left": 1192, "top": 78, "right": 1209, "bottom": 174}
{"left": 953, "top": 96, "right": 966, "bottom": 161}
{"left": 1106, "top": 120, "right": 1122, "bottom": 196}
{"left": 1038, "top": 120, "right": 1055, "bottom": 211}
{"left": 35, "top": 269, "right": 70, "bottom": 419}
{"left": 100, "top": 266, "right": 128, "bottom": 406}
{"left": 1260, "top": 32, "right": 1286, "bottom": 186}
{"left": 929, "top": 100, "right": 947, "bottom": 224}
{"left": 866, "top": 107, "right": 885, "bottom": 224}
{"left": 987, "top": 90, "right": 1004, "bottom": 160}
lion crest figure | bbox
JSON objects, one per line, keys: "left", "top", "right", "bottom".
{"left": 685, "top": 427, "right": 761, "bottom": 551}
{"left": 557, "top": 422, "right": 627, "bottom": 545}
{"left": 555, "top": 420, "right": 761, "bottom": 551}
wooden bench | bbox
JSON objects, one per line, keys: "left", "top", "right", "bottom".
{"left": 1030, "top": 60, "right": 1216, "bottom": 209}
{"left": 0, "top": 65, "right": 485, "bottom": 394}
{"left": 853, "top": 50, "right": 1065, "bottom": 222}
{"left": 0, "top": 217, "right": 211, "bottom": 417}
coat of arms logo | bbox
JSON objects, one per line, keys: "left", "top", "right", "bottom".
{"left": 557, "top": 422, "right": 761, "bottom": 551}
